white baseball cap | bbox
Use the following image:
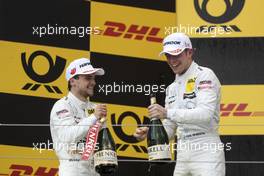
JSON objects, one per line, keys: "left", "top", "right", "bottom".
{"left": 65, "top": 58, "right": 105, "bottom": 81}
{"left": 159, "top": 32, "right": 192, "bottom": 56}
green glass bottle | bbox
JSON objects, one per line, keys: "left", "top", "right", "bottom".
{"left": 94, "top": 123, "right": 118, "bottom": 175}
{"left": 147, "top": 94, "right": 171, "bottom": 164}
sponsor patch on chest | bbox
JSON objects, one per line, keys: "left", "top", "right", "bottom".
{"left": 184, "top": 77, "right": 197, "bottom": 99}
{"left": 86, "top": 108, "right": 95, "bottom": 115}
{"left": 185, "top": 77, "right": 196, "bottom": 93}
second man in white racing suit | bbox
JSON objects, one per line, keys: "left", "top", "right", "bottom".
{"left": 134, "top": 32, "right": 225, "bottom": 176}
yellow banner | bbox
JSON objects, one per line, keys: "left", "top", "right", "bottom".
{"left": 90, "top": 1, "right": 176, "bottom": 60}
{"left": 175, "top": 0, "right": 264, "bottom": 37}
{"left": 106, "top": 104, "right": 149, "bottom": 159}
{"left": 219, "top": 85, "right": 264, "bottom": 135}
{"left": 0, "top": 145, "right": 59, "bottom": 176}
{"left": 0, "top": 40, "right": 89, "bottom": 99}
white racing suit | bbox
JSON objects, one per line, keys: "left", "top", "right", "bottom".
{"left": 50, "top": 92, "right": 100, "bottom": 176}
{"left": 163, "top": 62, "right": 225, "bottom": 176}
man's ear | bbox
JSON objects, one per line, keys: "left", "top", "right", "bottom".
{"left": 187, "top": 48, "right": 195, "bottom": 57}
{"left": 69, "top": 78, "right": 76, "bottom": 86}
{"left": 191, "top": 48, "right": 196, "bottom": 56}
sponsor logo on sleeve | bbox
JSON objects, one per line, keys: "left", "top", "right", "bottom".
{"left": 198, "top": 80, "right": 212, "bottom": 90}
{"left": 56, "top": 109, "right": 70, "bottom": 119}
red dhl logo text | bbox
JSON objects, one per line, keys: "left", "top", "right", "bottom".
{"left": 220, "top": 103, "right": 264, "bottom": 117}
{"left": 5, "top": 164, "right": 58, "bottom": 176}
{"left": 99, "top": 21, "right": 163, "bottom": 43}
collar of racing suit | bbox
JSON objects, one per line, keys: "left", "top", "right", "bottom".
{"left": 67, "top": 91, "right": 89, "bottom": 110}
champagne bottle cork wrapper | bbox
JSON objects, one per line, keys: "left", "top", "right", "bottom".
{"left": 100, "top": 117, "right": 107, "bottom": 123}
{"left": 150, "top": 97, "right": 157, "bottom": 105}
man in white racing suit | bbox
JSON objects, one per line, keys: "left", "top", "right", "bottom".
{"left": 134, "top": 33, "right": 225, "bottom": 176}
{"left": 50, "top": 58, "right": 106, "bottom": 176}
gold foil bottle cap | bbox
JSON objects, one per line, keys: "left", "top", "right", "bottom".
{"left": 150, "top": 93, "right": 157, "bottom": 105}
{"left": 100, "top": 117, "right": 107, "bottom": 123}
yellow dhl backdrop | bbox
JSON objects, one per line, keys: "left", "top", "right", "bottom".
{"left": 0, "top": 145, "right": 59, "bottom": 176}
{"left": 1, "top": 1, "right": 264, "bottom": 175}
{"left": 89, "top": 0, "right": 264, "bottom": 61}
{"left": 90, "top": 1, "right": 176, "bottom": 60}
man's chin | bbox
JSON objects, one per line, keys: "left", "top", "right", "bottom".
{"left": 170, "top": 67, "right": 179, "bottom": 74}
{"left": 173, "top": 69, "right": 179, "bottom": 74}
{"left": 173, "top": 68, "right": 184, "bottom": 75}
{"left": 87, "top": 91, "right": 94, "bottom": 97}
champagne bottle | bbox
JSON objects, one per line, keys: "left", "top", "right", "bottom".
{"left": 147, "top": 94, "right": 171, "bottom": 164}
{"left": 94, "top": 122, "right": 118, "bottom": 175}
